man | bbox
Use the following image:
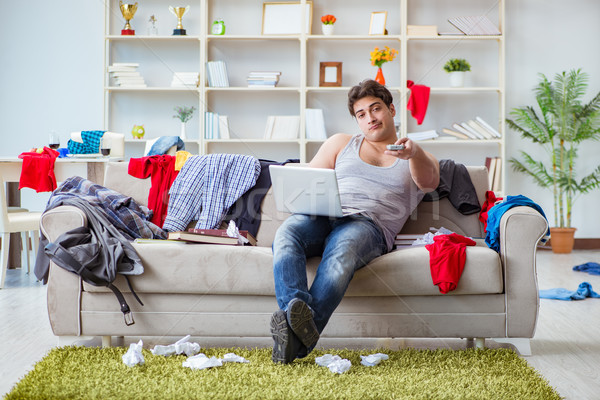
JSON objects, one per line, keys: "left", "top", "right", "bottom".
{"left": 270, "top": 79, "right": 440, "bottom": 363}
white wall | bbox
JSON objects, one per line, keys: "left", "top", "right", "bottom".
{"left": 1, "top": 1, "right": 599, "bottom": 237}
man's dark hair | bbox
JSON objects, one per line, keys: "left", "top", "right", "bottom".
{"left": 347, "top": 79, "right": 394, "bottom": 117}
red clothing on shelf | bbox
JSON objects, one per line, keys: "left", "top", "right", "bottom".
{"left": 407, "top": 80, "right": 431, "bottom": 125}
{"left": 18, "top": 147, "right": 59, "bottom": 192}
{"left": 128, "top": 155, "right": 178, "bottom": 228}
{"left": 479, "top": 190, "right": 503, "bottom": 231}
{"left": 425, "top": 233, "right": 476, "bottom": 294}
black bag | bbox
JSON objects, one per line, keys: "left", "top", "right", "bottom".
{"left": 44, "top": 226, "right": 143, "bottom": 326}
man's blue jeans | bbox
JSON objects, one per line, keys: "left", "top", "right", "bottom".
{"left": 272, "top": 213, "right": 388, "bottom": 333}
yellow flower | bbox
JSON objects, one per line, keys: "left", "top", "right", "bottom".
{"left": 370, "top": 45, "right": 398, "bottom": 67}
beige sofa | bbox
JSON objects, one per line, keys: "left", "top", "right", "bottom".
{"left": 41, "top": 162, "right": 548, "bottom": 355}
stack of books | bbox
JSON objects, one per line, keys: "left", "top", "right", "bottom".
{"left": 407, "top": 130, "right": 439, "bottom": 141}
{"left": 204, "top": 112, "right": 230, "bottom": 140}
{"left": 108, "top": 63, "right": 147, "bottom": 87}
{"left": 171, "top": 72, "right": 199, "bottom": 88}
{"left": 168, "top": 228, "right": 256, "bottom": 246}
{"left": 442, "top": 117, "right": 501, "bottom": 140}
{"left": 394, "top": 234, "right": 423, "bottom": 248}
{"left": 447, "top": 15, "right": 501, "bottom": 35}
{"left": 206, "top": 61, "right": 230, "bottom": 87}
{"left": 247, "top": 71, "right": 281, "bottom": 87}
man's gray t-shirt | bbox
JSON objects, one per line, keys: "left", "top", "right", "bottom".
{"left": 335, "top": 134, "right": 424, "bottom": 251}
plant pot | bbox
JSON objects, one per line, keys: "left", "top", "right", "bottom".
{"left": 448, "top": 71, "right": 465, "bottom": 88}
{"left": 549, "top": 227, "right": 576, "bottom": 254}
{"left": 321, "top": 24, "right": 334, "bottom": 35}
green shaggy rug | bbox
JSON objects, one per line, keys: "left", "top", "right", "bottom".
{"left": 5, "top": 346, "right": 560, "bottom": 400}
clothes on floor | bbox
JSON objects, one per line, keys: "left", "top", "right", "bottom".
{"left": 485, "top": 195, "right": 549, "bottom": 252}
{"left": 425, "top": 233, "right": 476, "bottom": 294}
{"left": 146, "top": 136, "right": 185, "bottom": 156}
{"left": 539, "top": 282, "right": 600, "bottom": 301}
{"left": 479, "top": 190, "right": 503, "bottom": 231}
{"left": 407, "top": 80, "right": 430, "bottom": 125}
{"left": 573, "top": 262, "right": 600, "bottom": 275}
{"left": 128, "top": 155, "right": 179, "bottom": 228}
{"left": 67, "top": 130, "right": 105, "bottom": 154}
{"left": 163, "top": 154, "right": 261, "bottom": 232}
{"left": 18, "top": 147, "right": 59, "bottom": 192}
{"left": 422, "top": 159, "right": 481, "bottom": 215}
{"left": 224, "top": 158, "right": 299, "bottom": 238}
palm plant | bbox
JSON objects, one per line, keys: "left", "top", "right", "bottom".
{"left": 506, "top": 69, "right": 600, "bottom": 228}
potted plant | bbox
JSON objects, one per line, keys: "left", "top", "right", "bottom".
{"left": 321, "top": 14, "right": 336, "bottom": 35}
{"left": 443, "top": 58, "right": 471, "bottom": 87}
{"left": 173, "top": 106, "right": 195, "bottom": 140}
{"left": 506, "top": 69, "right": 600, "bottom": 253}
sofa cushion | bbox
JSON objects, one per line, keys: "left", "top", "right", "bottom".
{"left": 83, "top": 241, "right": 502, "bottom": 297}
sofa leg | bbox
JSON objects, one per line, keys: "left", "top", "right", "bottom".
{"left": 475, "top": 337, "right": 485, "bottom": 350}
{"left": 493, "top": 338, "right": 532, "bottom": 356}
{"left": 102, "top": 336, "right": 112, "bottom": 348}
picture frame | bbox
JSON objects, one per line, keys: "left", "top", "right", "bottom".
{"left": 369, "top": 11, "right": 387, "bottom": 35}
{"left": 319, "top": 62, "right": 342, "bottom": 87}
{"left": 262, "top": 1, "right": 313, "bottom": 35}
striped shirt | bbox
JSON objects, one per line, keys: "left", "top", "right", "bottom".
{"left": 163, "top": 154, "right": 261, "bottom": 232}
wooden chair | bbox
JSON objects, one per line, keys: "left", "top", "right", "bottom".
{"left": 0, "top": 174, "right": 42, "bottom": 288}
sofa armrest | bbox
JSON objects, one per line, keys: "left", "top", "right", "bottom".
{"left": 499, "top": 206, "right": 548, "bottom": 338}
{"left": 41, "top": 206, "right": 88, "bottom": 336}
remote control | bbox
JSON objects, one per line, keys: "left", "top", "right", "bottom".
{"left": 386, "top": 144, "right": 405, "bottom": 151}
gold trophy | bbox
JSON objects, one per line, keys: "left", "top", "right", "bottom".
{"left": 119, "top": 1, "right": 138, "bottom": 35}
{"left": 169, "top": 6, "right": 190, "bottom": 36}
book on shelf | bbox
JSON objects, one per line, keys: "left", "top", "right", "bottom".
{"left": 492, "top": 157, "right": 502, "bottom": 192}
{"left": 475, "top": 116, "right": 501, "bottom": 138}
{"left": 451, "top": 123, "right": 478, "bottom": 140}
{"left": 447, "top": 15, "right": 501, "bottom": 36}
{"left": 407, "top": 130, "right": 439, "bottom": 141}
{"left": 264, "top": 116, "right": 300, "bottom": 140}
{"left": 187, "top": 228, "right": 257, "bottom": 246}
{"left": 171, "top": 72, "right": 199, "bottom": 88}
{"left": 407, "top": 25, "right": 438, "bottom": 36}
{"left": 459, "top": 122, "right": 484, "bottom": 139}
{"left": 441, "top": 127, "right": 469, "bottom": 140}
{"left": 466, "top": 120, "right": 493, "bottom": 139}
{"left": 204, "top": 111, "right": 222, "bottom": 139}
{"left": 218, "top": 115, "right": 230, "bottom": 139}
{"left": 247, "top": 71, "right": 281, "bottom": 87}
{"left": 305, "top": 108, "right": 327, "bottom": 140}
{"left": 206, "top": 61, "right": 229, "bottom": 87}
{"left": 486, "top": 156, "right": 500, "bottom": 191}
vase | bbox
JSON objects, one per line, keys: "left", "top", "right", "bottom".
{"left": 375, "top": 67, "right": 385, "bottom": 85}
{"left": 449, "top": 71, "right": 465, "bottom": 88}
{"left": 180, "top": 122, "right": 187, "bottom": 140}
{"left": 549, "top": 227, "right": 577, "bottom": 254}
{"left": 321, "top": 24, "right": 334, "bottom": 35}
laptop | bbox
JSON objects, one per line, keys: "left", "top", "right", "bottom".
{"left": 269, "top": 165, "right": 365, "bottom": 217}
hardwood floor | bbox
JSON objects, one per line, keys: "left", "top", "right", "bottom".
{"left": 2, "top": 249, "right": 599, "bottom": 399}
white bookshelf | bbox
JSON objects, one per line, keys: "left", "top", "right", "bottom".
{"left": 103, "top": 0, "right": 505, "bottom": 191}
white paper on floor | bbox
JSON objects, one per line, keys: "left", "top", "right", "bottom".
{"left": 360, "top": 352, "right": 389, "bottom": 366}
{"left": 150, "top": 335, "right": 201, "bottom": 357}
{"left": 315, "top": 354, "right": 352, "bottom": 374}
{"left": 183, "top": 352, "right": 250, "bottom": 370}
{"left": 122, "top": 340, "right": 145, "bottom": 367}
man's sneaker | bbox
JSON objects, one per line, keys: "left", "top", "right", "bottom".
{"left": 286, "top": 298, "right": 320, "bottom": 349}
{"left": 270, "top": 309, "right": 298, "bottom": 364}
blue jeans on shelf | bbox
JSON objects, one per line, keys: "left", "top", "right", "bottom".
{"left": 272, "top": 213, "right": 388, "bottom": 333}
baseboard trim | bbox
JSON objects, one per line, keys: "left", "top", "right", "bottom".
{"left": 539, "top": 238, "right": 600, "bottom": 251}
